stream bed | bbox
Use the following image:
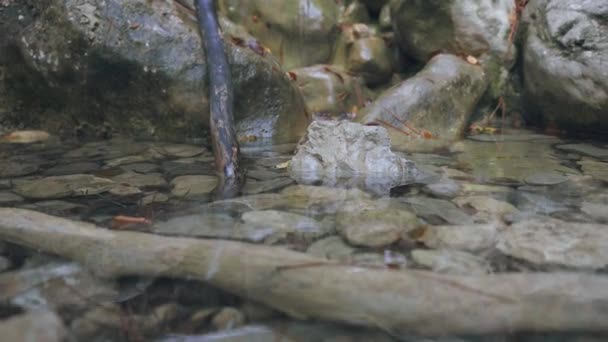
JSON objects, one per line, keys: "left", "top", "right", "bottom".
{"left": 0, "top": 127, "right": 607, "bottom": 341}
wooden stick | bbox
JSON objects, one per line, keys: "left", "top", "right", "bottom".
{"left": 194, "top": 0, "right": 243, "bottom": 198}
{"left": 1, "top": 208, "right": 608, "bottom": 336}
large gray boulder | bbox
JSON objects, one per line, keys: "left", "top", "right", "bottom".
{"left": 2, "top": 0, "right": 308, "bottom": 142}
{"left": 358, "top": 54, "right": 488, "bottom": 152}
{"left": 522, "top": 0, "right": 608, "bottom": 131}
{"left": 390, "top": 0, "right": 515, "bottom": 63}
{"left": 289, "top": 120, "right": 420, "bottom": 194}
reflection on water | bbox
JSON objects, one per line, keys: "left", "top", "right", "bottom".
{"left": 0, "top": 129, "right": 607, "bottom": 341}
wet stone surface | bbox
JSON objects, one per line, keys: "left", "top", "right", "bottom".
{"left": 0, "top": 130, "right": 607, "bottom": 340}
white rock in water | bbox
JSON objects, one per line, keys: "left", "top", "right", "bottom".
{"left": 289, "top": 121, "right": 418, "bottom": 184}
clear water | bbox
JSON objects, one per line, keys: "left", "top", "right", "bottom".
{"left": 0, "top": 129, "right": 607, "bottom": 341}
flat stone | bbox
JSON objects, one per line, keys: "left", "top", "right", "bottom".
{"left": 0, "top": 256, "right": 12, "bottom": 272}
{"left": 141, "top": 192, "right": 170, "bottom": 205}
{"left": 0, "top": 161, "right": 39, "bottom": 178}
{"left": 120, "top": 162, "right": 160, "bottom": 174}
{"left": 211, "top": 307, "right": 246, "bottom": 331}
{"left": 242, "top": 177, "right": 294, "bottom": 195}
{"left": 108, "top": 184, "right": 142, "bottom": 196}
{"left": 13, "top": 174, "right": 115, "bottom": 199}
{"left": 0, "top": 191, "right": 24, "bottom": 205}
{"left": 170, "top": 175, "right": 218, "bottom": 198}
{"left": 423, "top": 178, "right": 461, "bottom": 198}
{"left": 414, "top": 223, "right": 503, "bottom": 252}
{"left": 411, "top": 249, "right": 491, "bottom": 275}
{"left": 453, "top": 195, "right": 518, "bottom": 221}
{"left": 306, "top": 236, "right": 357, "bottom": 261}
{"left": 153, "top": 213, "right": 239, "bottom": 239}
{"left": 0, "top": 179, "right": 11, "bottom": 190}
{"left": 239, "top": 210, "right": 328, "bottom": 244}
{"left": 556, "top": 144, "right": 608, "bottom": 159}
{"left": 336, "top": 203, "right": 418, "bottom": 247}
{"left": 459, "top": 183, "right": 512, "bottom": 195}
{"left": 578, "top": 159, "right": 608, "bottom": 182}
{"left": 43, "top": 161, "right": 99, "bottom": 176}
{"left": 152, "top": 143, "right": 207, "bottom": 158}
{"left": 0, "top": 311, "right": 66, "bottom": 342}
{"left": 112, "top": 171, "right": 167, "bottom": 188}
{"left": 162, "top": 160, "right": 215, "bottom": 178}
{"left": 401, "top": 196, "right": 473, "bottom": 225}
{"left": 246, "top": 168, "right": 283, "bottom": 181}
{"left": 524, "top": 172, "right": 570, "bottom": 186}
{"left": 104, "top": 148, "right": 164, "bottom": 167}
{"left": 496, "top": 217, "right": 608, "bottom": 269}
{"left": 581, "top": 202, "right": 608, "bottom": 223}
{"left": 63, "top": 139, "right": 148, "bottom": 161}
{"left": 511, "top": 191, "right": 567, "bottom": 216}
{"left": 279, "top": 185, "right": 372, "bottom": 214}
{"left": 19, "top": 200, "right": 86, "bottom": 216}
{"left": 209, "top": 193, "right": 284, "bottom": 212}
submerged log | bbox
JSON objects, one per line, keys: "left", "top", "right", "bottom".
{"left": 194, "top": 0, "right": 243, "bottom": 198}
{"left": 1, "top": 208, "right": 608, "bottom": 336}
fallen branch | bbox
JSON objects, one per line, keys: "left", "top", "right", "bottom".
{"left": 194, "top": 0, "right": 243, "bottom": 199}
{"left": 1, "top": 208, "right": 608, "bottom": 336}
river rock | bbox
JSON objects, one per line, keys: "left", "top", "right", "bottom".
{"left": 112, "top": 171, "right": 167, "bottom": 189}
{"left": 43, "top": 161, "right": 100, "bottom": 176}
{"left": 0, "top": 311, "right": 66, "bottom": 342}
{"left": 8, "top": 0, "right": 308, "bottom": 143}
{"left": 211, "top": 307, "right": 246, "bottom": 331}
{"left": 411, "top": 249, "right": 491, "bottom": 275}
{"left": 400, "top": 196, "right": 473, "bottom": 225}
{"left": 555, "top": 143, "right": 608, "bottom": 159}
{"left": 391, "top": 0, "right": 515, "bottom": 62}
{"left": 0, "top": 191, "right": 23, "bottom": 205}
{"left": 289, "top": 120, "right": 419, "bottom": 187}
{"left": 170, "top": 175, "right": 218, "bottom": 199}
{"left": 577, "top": 159, "right": 608, "bottom": 183}
{"left": 339, "top": 0, "right": 370, "bottom": 24}
{"left": 306, "top": 235, "right": 357, "bottom": 261}
{"left": 453, "top": 195, "right": 518, "bottom": 222}
{"left": 522, "top": 0, "right": 608, "bottom": 131}
{"left": 336, "top": 199, "right": 418, "bottom": 247}
{"left": 13, "top": 174, "right": 115, "bottom": 199}
{"left": 219, "top": 0, "right": 339, "bottom": 70}
{"left": 414, "top": 223, "right": 503, "bottom": 252}
{"left": 497, "top": 217, "right": 608, "bottom": 269}
{"left": 239, "top": 210, "right": 328, "bottom": 244}
{"left": 0, "top": 161, "right": 39, "bottom": 178}
{"left": 242, "top": 177, "right": 294, "bottom": 195}
{"left": 347, "top": 37, "right": 393, "bottom": 86}
{"left": 290, "top": 64, "right": 369, "bottom": 115}
{"left": 0, "top": 256, "right": 11, "bottom": 272}
{"left": 359, "top": 54, "right": 488, "bottom": 152}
